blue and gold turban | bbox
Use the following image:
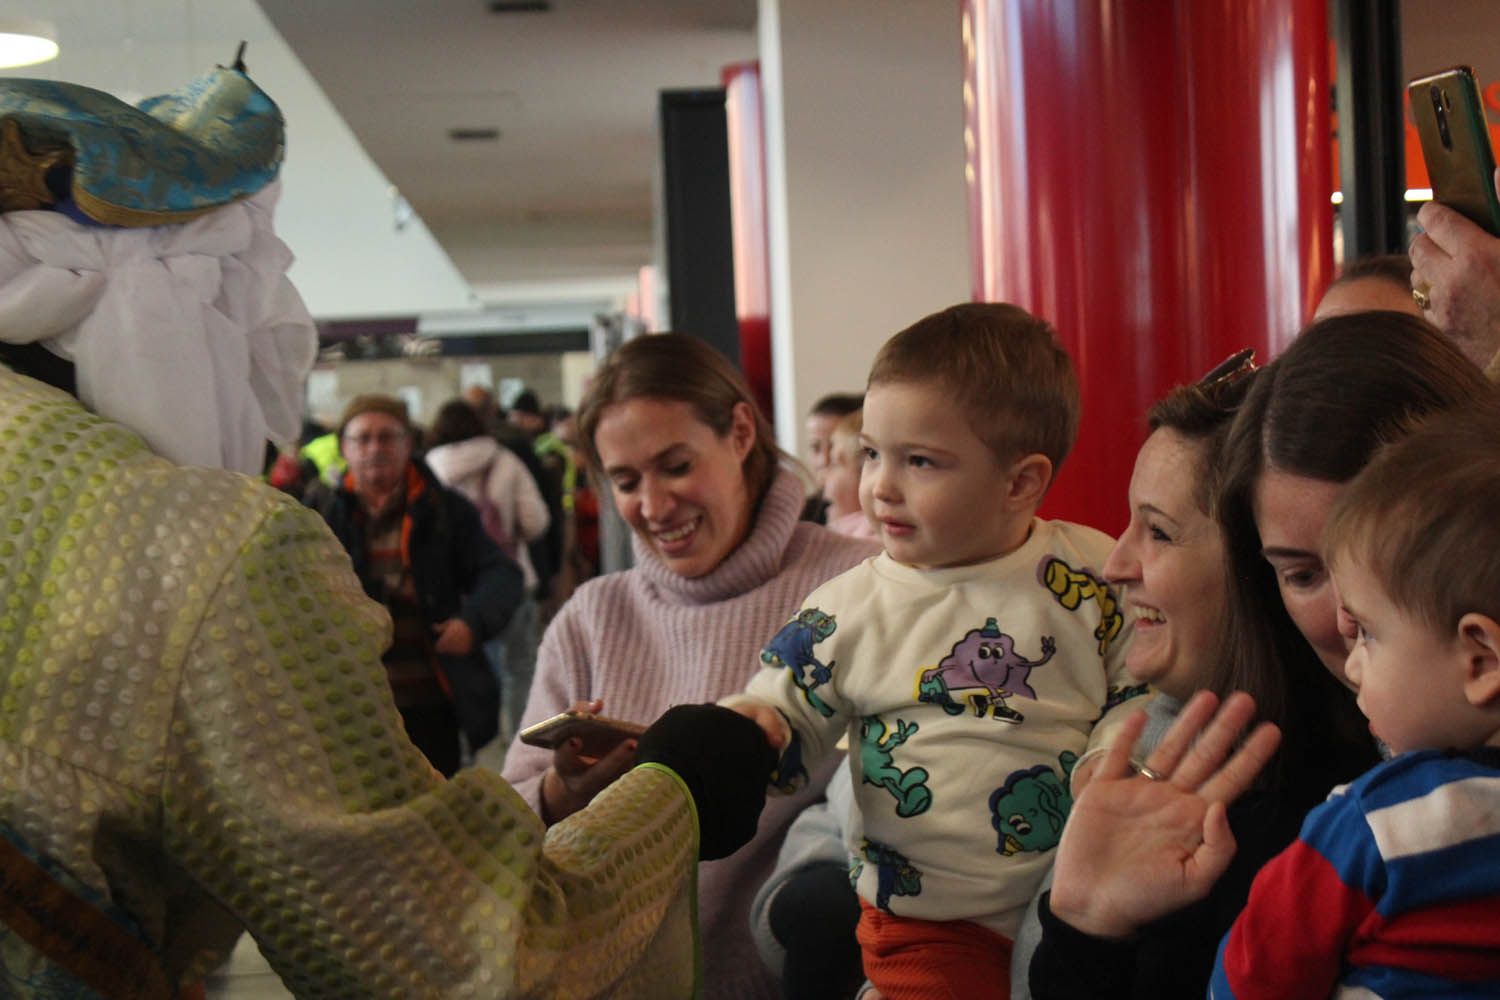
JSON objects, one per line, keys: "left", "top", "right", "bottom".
{"left": 0, "top": 66, "right": 315, "bottom": 475}
{"left": 0, "top": 64, "right": 283, "bottom": 227}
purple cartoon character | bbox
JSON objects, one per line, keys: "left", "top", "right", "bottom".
{"left": 916, "top": 617, "right": 1055, "bottom": 723}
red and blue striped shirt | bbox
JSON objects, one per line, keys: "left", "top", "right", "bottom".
{"left": 1211, "top": 747, "right": 1500, "bottom": 999}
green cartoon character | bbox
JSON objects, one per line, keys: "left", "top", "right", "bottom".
{"left": 987, "top": 750, "right": 1078, "bottom": 856}
{"left": 859, "top": 715, "right": 933, "bottom": 818}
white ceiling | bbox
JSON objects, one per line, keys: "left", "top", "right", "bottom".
{"left": 256, "top": 0, "right": 759, "bottom": 294}
{"left": 2, "top": 1, "right": 757, "bottom": 316}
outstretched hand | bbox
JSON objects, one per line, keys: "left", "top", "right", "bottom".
{"left": 1047, "top": 691, "right": 1280, "bottom": 939}
{"left": 636, "top": 703, "right": 779, "bottom": 860}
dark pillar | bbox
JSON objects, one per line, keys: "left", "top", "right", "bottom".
{"left": 659, "top": 88, "right": 741, "bottom": 366}
{"left": 1334, "top": 0, "right": 1406, "bottom": 257}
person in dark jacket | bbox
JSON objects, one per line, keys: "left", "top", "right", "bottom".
{"left": 310, "top": 393, "right": 523, "bottom": 775}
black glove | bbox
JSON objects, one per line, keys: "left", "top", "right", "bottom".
{"left": 636, "top": 703, "right": 778, "bottom": 861}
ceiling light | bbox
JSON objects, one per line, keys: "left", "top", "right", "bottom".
{"left": 0, "top": 19, "right": 57, "bottom": 69}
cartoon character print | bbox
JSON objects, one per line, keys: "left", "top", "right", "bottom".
{"left": 1103, "top": 682, "right": 1151, "bottom": 713}
{"left": 859, "top": 715, "right": 932, "bottom": 818}
{"left": 1039, "top": 556, "right": 1124, "bottom": 656}
{"left": 760, "top": 608, "right": 838, "bottom": 718}
{"left": 915, "top": 617, "right": 1055, "bottom": 724}
{"left": 988, "top": 750, "right": 1078, "bottom": 857}
{"left": 853, "top": 838, "right": 923, "bottom": 913}
{"left": 770, "top": 727, "right": 810, "bottom": 793}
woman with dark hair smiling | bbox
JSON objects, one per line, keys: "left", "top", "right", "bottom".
{"left": 1027, "top": 311, "right": 1495, "bottom": 1000}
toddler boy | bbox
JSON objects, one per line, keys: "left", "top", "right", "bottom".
{"left": 727, "top": 303, "right": 1146, "bottom": 998}
{"left": 1210, "top": 402, "right": 1500, "bottom": 998}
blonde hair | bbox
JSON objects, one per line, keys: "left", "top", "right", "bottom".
{"left": 867, "top": 302, "right": 1079, "bottom": 469}
{"left": 829, "top": 410, "right": 863, "bottom": 468}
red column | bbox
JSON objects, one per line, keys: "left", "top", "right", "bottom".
{"left": 963, "top": 0, "right": 1333, "bottom": 535}
{"left": 723, "top": 61, "right": 774, "bottom": 420}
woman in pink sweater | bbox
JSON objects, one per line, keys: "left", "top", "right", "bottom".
{"left": 502, "top": 334, "right": 878, "bottom": 999}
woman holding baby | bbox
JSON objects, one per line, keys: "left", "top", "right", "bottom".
{"left": 1022, "top": 310, "right": 1494, "bottom": 999}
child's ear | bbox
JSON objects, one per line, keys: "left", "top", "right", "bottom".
{"left": 1457, "top": 612, "right": 1500, "bottom": 708}
{"left": 1006, "top": 454, "right": 1053, "bottom": 510}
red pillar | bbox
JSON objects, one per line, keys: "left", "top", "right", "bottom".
{"left": 723, "top": 61, "right": 775, "bottom": 421}
{"left": 963, "top": 0, "right": 1333, "bottom": 535}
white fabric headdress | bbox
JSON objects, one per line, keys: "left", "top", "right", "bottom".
{"left": 0, "top": 181, "right": 316, "bottom": 474}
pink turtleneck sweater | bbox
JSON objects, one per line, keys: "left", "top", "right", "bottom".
{"left": 502, "top": 468, "right": 878, "bottom": 999}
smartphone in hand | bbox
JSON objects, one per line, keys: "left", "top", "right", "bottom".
{"left": 519, "top": 710, "right": 646, "bottom": 759}
{"left": 1409, "top": 66, "right": 1500, "bottom": 236}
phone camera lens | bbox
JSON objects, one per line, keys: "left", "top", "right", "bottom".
{"left": 1432, "top": 86, "right": 1453, "bottom": 149}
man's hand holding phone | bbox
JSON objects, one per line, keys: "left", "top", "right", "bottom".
{"left": 536, "top": 699, "right": 641, "bottom": 824}
{"left": 1406, "top": 65, "right": 1500, "bottom": 373}
{"left": 1411, "top": 165, "right": 1500, "bottom": 372}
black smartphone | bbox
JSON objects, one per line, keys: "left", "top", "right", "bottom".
{"left": 518, "top": 710, "right": 645, "bottom": 758}
{"left": 1408, "top": 66, "right": 1500, "bottom": 235}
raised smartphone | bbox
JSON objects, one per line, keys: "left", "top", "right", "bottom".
{"left": 518, "top": 710, "right": 646, "bottom": 758}
{"left": 1408, "top": 66, "right": 1500, "bottom": 235}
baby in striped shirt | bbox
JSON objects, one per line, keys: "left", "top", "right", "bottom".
{"left": 1210, "top": 401, "right": 1500, "bottom": 999}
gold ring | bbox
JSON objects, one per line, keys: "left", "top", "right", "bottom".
{"left": 1412, "top": 285, "right": 1431, "bottom": 310}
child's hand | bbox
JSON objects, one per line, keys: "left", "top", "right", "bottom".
{"left": 720, "top": 695, "right": 792, "bottom": 751}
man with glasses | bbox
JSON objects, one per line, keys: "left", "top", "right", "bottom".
{"left": 310, "top": 393, "right": 523, "bottom": 774}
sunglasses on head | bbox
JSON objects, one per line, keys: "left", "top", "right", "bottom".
{"left": 1195, "top": 348, "right": 1257, "bottom": 393}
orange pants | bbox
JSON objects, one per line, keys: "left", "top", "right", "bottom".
{"left": 857, "top": 899, "right": 1013, "bottom": 999}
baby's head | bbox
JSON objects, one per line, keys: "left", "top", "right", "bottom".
{"left": 860, "top": 303, "right": 1079, "bottom": 569}
{"left": 1323, "top": 401, "right": 1500, "bottom": 754}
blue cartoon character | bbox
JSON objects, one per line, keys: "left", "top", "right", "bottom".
{"left": 988, "top": 750, "right": 1078, "bottom": 856}
{"left": 760, "top": 608, "right": 839, "bottom": 717}
{"left": 916, "top": 617, "right": 1055, "bottom": 723}
{"left": 854, "top": 838, "right": 923, "bottom": 913}
{"left": 859, "top": 715, "right": 932, "bottom": 818}
{"left": 1039, "top": 556, "right": 1124, "bottom": 656}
